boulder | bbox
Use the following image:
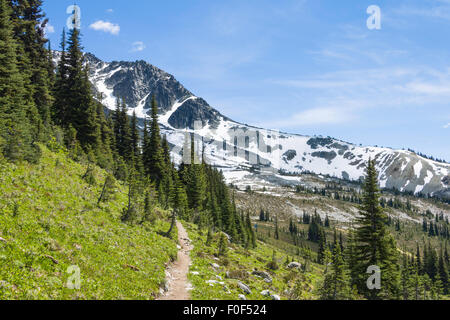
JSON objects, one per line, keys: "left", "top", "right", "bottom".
{"left": 252, "top": 270, "right": 272, "bottom": 283}
{"left": 238, "top": 294, "right": 247, "bottom": 300}
{"left": 271, "top": 294, "right": 281, "bottom": 300}
{"left": 210, "top": 263, "right": 220, "bottom": 272}
{"left": 287, "top": 262, "right": 301, "bottom": 269}
{"left": 226, "top": 270, "right": 248, "bottom": 280}
{"left": 261, "top": 290, "right": 271, "bottom": 297}
{"left": 237, "top": 281, "right": 252, "bottom": 295}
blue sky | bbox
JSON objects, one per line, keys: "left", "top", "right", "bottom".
{"left": 42, "top": 0, "right": 450, "bottom": 161}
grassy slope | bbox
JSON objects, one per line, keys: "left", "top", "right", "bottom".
{"left": 0, "top": 146, "right": 177, "bottom": 300}
{"left": 184, "top": 222, "right": 323, "bottom": 300}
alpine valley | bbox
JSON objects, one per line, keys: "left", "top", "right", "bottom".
{"left": 1, "top": 0, "right": 449, "bottom": 301}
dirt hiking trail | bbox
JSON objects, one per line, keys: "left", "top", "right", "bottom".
{"left": 158, "top": 221, "right": 192, "bottom": 300}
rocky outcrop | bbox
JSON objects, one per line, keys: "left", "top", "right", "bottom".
{"left": 237, "top": 281, "right": 252, "bottom": 295}
{"left": 168, "top": 98, "right": 224, "bottom": 129}
{"left": 287, "top": 262, "right": 301, "bottom": 269}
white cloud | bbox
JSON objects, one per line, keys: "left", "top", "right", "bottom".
{"left": 89, "top": 20, "right": 120, "bottom": 35}
{"left": 393, "top": 1, "right": 450, "bottom": 21}
{"left": 285, "top": 107, "right": 355, "bottom": 126}
{"left": 264, "top": 66, "right": 450, "bottom": 129}
{"left": 259, "top": 104, "right": 359, "bottom": 129}
{"left": 106, "top": 9, "right": 114, "bottom": 13}
{"left": 444, "top": 123, "right": 450, "bottom": 128}
{"left": 131, "top": 41, "right": 146, "bottom": 52}
{"left": 44, "top": 23, "right": 55, "bottom": 35}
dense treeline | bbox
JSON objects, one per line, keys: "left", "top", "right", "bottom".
{"left": 0, "top": 0, "right": 254, "bottom": 247}
{"left": 317, "top": 161, "right": 449, "bottom": 299}
{"left": 266, "top": 160, "right": 450, "bottom": 299}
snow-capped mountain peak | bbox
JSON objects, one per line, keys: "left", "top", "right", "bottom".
{"left": 82, "top": 52, "right": 449, "bottom": 200}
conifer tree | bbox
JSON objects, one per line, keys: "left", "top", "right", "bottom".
{"left": 20, "top": 0, "right": 53, "bottom": 132}
{"left": 0, "top": 0, "right": 39, "bottom": 162}
{"left": 147, "top": 95, "right": 164, "bottom": 182}
{"left": 113, "top": 98, "right": 132, "bottom": 162}
{"left": 172, "top": 172, "right": 188, "bottom": 218}
{"left": 246, "top": 212, "right": 256, "bottom": 248}
{"left": 274, "top": 215, "right": 280, "bottom": 240}
{"left": 317, "top": 229, "right": 327, "bottom": 264}
{"left": 129, "top": 110, "right": 143, "bottom": 172}
{"left": 354, "top": 159, "right": 400, "bottom": 299}
{"left": 142, "top": 117, "right": 150, "bottom": 171}
{"left": 9, "top": 0, "right": 48, "bottom": 140}
{"left": 438, "top": 246, "right": 448, "bottom": 294}
{"left": 345, "top": 228, "right": 359, "bottom": 289}
{"left": 63, "top": 27, "right": 100, "bottom": 151}
{"left": 185, "top": 134, "right": 206, "bottom": 211}
{"left": 320, "top": 234, "right": 351, "bottom": 300}
{"left": 53, "top": 28, "right": 69, "bottom": 125}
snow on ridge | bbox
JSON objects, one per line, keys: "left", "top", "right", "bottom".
{"left": 84, "top": 55, "right": 449, "bottom": 197}
{"left": 160, "top": 96, "right": 198, "bottom": 128}
{"left": 401, "top": 158, "right": 411, "bottom": 173}
{"left": 131, "top": 93, "right": 151, "bottom": 119}
{"left": 413, "top": 161, "right": 423, "bottom": 179}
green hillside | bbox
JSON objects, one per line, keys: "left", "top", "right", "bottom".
{"left": 0, "top": 145, "right": 177, "bottom": 299}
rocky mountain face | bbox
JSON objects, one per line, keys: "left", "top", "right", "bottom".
{"left": 82, "top": 53, "right": 450, "bottom": 200}
{"left": 85, "top": 53, "right": 226, "bottom": 130}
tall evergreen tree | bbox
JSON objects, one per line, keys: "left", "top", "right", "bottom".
{"left": 146, "top": 95, "right": 164, "bottom": 182}
{"left": 19, "top": 0, "right": 53, "bottom": 131}
{"left": 65, "top": 28, "right": 100, "bottom": 151}
{"left": 438, "top": 245, "right": 449, "bottom": 294}
{"left": 53, "top": 28, "right": 69, "bottom": 125}
{"left": 0, "top": 0, "right": 39, "bottom": 162}
{"left": 246, "top": 212, "right": 256, "bottom": 248}
{"left": 320, "top": 233, "right": 351, "bottom": 300}
{"left": 354, "top": 159, "right": 400, "bottom": 299}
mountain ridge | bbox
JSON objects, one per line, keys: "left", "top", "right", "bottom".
{"left": 76, "top": 52, "right": 449, "bottom": 200}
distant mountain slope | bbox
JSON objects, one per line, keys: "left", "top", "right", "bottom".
{"left": 81, "top": 53, "right": 449, "bottom": 200}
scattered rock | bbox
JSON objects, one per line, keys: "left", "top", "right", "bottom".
{"left": 191, "top": 271, "right": 200, "bottom": 276}
{"left": 0, "top": 237, "right": 6, "bottom": 243}
{"left": 210, "top": 263, "right": 220, "bottom": 271}
{"left": 271, "top": 294, "right": 281, "bottom": 300}
{"left": 283, "top": 150, "right": 297, "bottom": 161}
{"left": 74, "top": 244, "right": 82, "bottom": 250}
{"left": 238, "top": 294, "right": 247, "bottom": 300}
{"left": 237, "top": 281, "right": 251, "bottom": 295}
{"left": 177, "top": 245, "right": 181, "bottom": 250}
{"left": 261, "top": 290, "right": 271, "bottom": 297}
{"left": 287, "top": 262, "right": 301, "bottom": 269}
{"left": 252, "top": 270, "right": 272, "bottom": 283}
{"left": 226, "top": 270, "right": 248, "bottom": 280}
{"left": 216, "top": 275, "right": 222, "bottom": 280}
{"left": 206, "top": 280, "right": 225, "bottom": 286}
